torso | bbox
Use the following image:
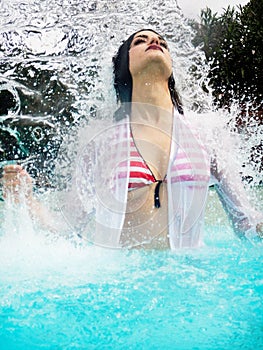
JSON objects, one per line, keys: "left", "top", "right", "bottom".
{"left": 121, "top": 182, "right": 169, "bottom": 249}
{"left": 120, "top": 117, "right": 172, "bottom": 249}
{"left": 116, "top": 110, "right": 210, "bottom": 249}
{"left": 129, "top": 121, "right": 172, "bottom": 181}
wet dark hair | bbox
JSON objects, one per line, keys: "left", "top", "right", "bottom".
{"left": 112, "top": 29, "right": 183, "bottom": 120}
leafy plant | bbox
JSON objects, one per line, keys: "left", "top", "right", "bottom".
{"left": 193, "top": 0, "right": 263, "bottom": 110}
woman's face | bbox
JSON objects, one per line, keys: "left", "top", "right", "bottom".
{"left": 129, "top": 30, "right": 172, "bottom": 80}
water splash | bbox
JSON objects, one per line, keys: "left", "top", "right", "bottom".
{"left": 0, "top": 0, "right": 212, "bottom": 111}
{"left": 0, "top": 0, "right": 261, "bottom": 258}
{"left": 0, "top": 3, "right": 262, "bottom": 347}
{"left": 0, "top": 0, "right": 261, "bottom": 236}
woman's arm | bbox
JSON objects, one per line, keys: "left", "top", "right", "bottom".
{"left": 2, "top": 164, "right": 32, "bottom": 201}
{"left": 211, "top": 156, "right": 263, "bottom": 240}
{"left": 2, "top": 164, "right": 70, "bottom": 233}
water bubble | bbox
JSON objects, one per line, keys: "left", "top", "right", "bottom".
{"left": 31, "top": 126, "right": 45, "bottom": 142}
{"left": 0, "top": 80, "right": 21, "bottom": 115}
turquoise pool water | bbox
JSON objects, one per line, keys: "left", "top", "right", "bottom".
{"left": 1, "top": 0, "right": 262, "bottom": 348}
{"left": 0, "top": 191, "right": 262, "bottom": 350}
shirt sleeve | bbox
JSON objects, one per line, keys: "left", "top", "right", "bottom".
{"left": 210, "top": 154, "right": 263, "bottom": 241}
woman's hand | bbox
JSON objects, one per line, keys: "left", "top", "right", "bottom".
{"left": 1, "top": 164, "right": 67, "bottom": 233}
{"left": 2, "top": 164, "right": 33, "bottom": 204}
{"left": 256, "top": 223, "right": 263, "bottom": 238}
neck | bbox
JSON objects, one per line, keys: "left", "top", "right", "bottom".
{"left": 131, "top": 78, "right": 173, "bottom": 123}
{"left": 132, "top": 78, "right": 172, "bottom": 108}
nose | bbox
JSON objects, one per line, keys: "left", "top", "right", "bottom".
{"left": 149, "top": 36, "right": 160, "bottom": 45}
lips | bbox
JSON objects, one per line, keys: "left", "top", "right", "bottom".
{"left": 146, "top": 44, "right": 163, "bottom": 52}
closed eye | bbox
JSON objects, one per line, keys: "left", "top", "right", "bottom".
{"left": 133, "top": 38, "right": 146, "bottom": 46}
{"left": 160, "top": 41, "right": 168, "bottom": 50}
{"left": 131, "top": 35, "right": 169, "bottom": 50}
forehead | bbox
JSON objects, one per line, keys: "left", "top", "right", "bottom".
{"left": 133, "top": 30, "right": 166, "bottom": 41}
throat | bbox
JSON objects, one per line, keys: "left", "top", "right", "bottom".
{"left": 131, "top": 80, "right": 173, "bottom": 113}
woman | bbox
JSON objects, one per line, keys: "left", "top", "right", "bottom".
{"left": 2, "top": 29, "right": 263, "bottom": 249}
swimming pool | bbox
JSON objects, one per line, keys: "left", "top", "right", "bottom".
{"left": 0, "top": 190, "right": 262, "bottom": 350}
{"left": 1, "top": 0, "right": 262, "bottom": 348}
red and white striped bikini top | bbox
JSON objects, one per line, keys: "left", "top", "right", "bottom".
{"left": 128, "top": 136, "right": 158, "bottom": 190}
{"left": 126, "top": 128, "right": 210, "bottom": 208}
{"left": 128, "top": 131, "right": 210, "bottom": 189}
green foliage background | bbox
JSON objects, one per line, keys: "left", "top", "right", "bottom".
{"left": 192, "top": 0, "right": 262, "bottom": 110}
{"left": 191, "top": 0, "right": 262, "bottom": 175}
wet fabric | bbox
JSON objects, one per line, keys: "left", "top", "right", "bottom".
{"left": 59, "top": 108, "right": 261, "bottom": 249}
